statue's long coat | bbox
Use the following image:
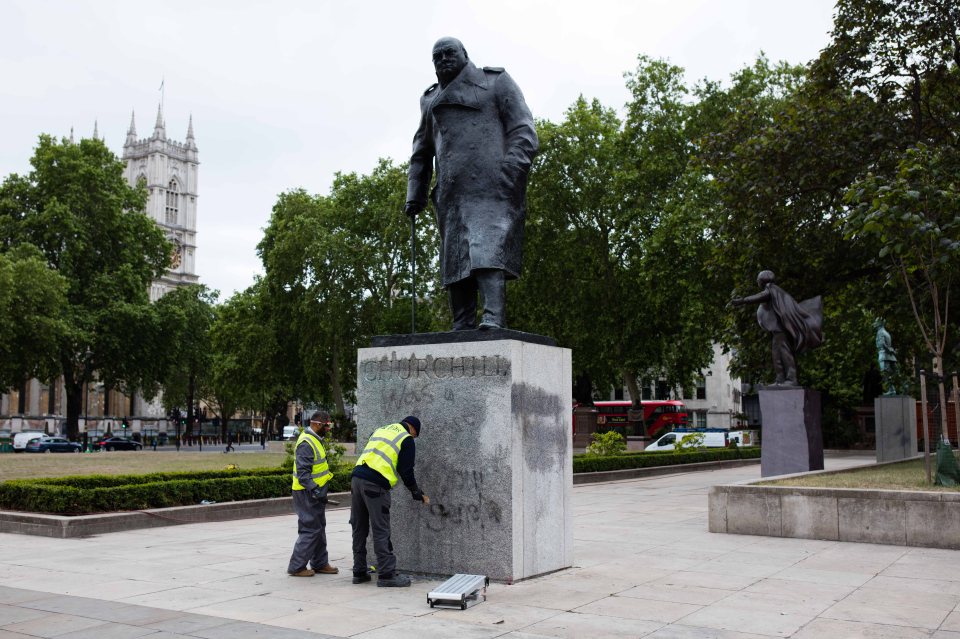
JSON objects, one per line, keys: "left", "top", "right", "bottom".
{"left": 758, "top": 285, "right": 823, "bottom": 354}
{"left": 407, "top": 61, "right": 538, "bottom": 286}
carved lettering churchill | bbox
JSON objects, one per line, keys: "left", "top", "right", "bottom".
{"left": 361, "top": 354, "right": 510, "bottom": 382}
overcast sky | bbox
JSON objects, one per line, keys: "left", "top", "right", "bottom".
{"left": 1, "top": 0, "right": 836, "bottom": 299}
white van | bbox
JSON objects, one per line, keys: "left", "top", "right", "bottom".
{"left": 13, "top": 431, "right": 46, "bottom": 452}
{"left": 644, "top": 429, "right": 756, "bottom": 452}
{"left": 282, "top": 425, "right": 300, "bottom": 441}
{"left": 726, "top": 430, "right": 758, "bottom": 447}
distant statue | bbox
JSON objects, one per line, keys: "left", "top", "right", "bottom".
{"left": 405, "top": 37, "right": 539, "bottom": 331}
{"left": 731, "top": 270, "right": 823, "bottom": 386}
{"left": 874, "top": 318, "right": 900, "bottom": 395}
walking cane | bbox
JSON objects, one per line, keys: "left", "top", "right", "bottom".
{"left": 409, "top": 213, "right": 417, "bottom": 334}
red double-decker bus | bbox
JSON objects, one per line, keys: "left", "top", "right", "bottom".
{"left": 574, "top": 400, "right": 690, "bottom": 440}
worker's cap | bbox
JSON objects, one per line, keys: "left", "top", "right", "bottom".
{"left": 401, "top": 416, "right": 421, "bottom": 434}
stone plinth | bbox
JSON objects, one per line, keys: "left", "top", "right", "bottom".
{"left": 759, "top": 387, "right": 823, "bottom": 478}
{"left": 356, "top": 336, "right": 573, "bottom": 582}
{"left": 875, "top": 396, "right": 917, "bottom": 462}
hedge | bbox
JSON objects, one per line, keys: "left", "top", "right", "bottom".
{"left": 2, "top": 449, "right": 760, "bottom": 515}
{"left": 572, "top": 447, "right": 761, "bottom": 473}
{"left": 0, "top": 466, "right": 353, "bottom": 515}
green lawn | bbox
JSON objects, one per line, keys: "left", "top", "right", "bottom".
{"left": 0, "top": 450, "right": 287, "bottom": 482}
{"left": 760, "top": 457, "right": 960, "bottom": 491}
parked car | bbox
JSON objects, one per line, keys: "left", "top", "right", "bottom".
{"left": 24, "top": 436, "right": 82, "bottom": 453}
{"left": 13, "top": 431, "right": 46, "bottom": 452}
{"left": 96, "top": 436, "right": 143, "bottom": 451}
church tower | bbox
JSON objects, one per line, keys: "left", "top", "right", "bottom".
{"left": 122, "top": 106, "right": 199, "bottom": 301}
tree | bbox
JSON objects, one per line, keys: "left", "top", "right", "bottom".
{"left": 693, "top": 53, "right": 931, "bottom": 440}
{"left": 513, "top": 58, "right": 718, "bottom": 402}
{"left": 0, "top": 135, "right": 170, "bottom": 439}
{"left": 817, "top": 0, "right": 960, "bottom": 144}
{"left": 207, "top": 282, "right": 286, "bottom": 441}
{"left": 258, "top": 159, "right": 441, "bottom": 415}
{"left": 698, "top": 1, "right": 960, "bottom": 439}
{"left": 0, "top": 245, "right": 67, "bottom": 391}
{"left": 513, "top": 97, "right": 643, "bottom": 393}
{"left": 258, "top": 189, "right": 357, "bottom": 416}
{"left": 155, "top": 285, "right": 217, "bottom": 435}
{"left": 846, "top": 143, "right": 960, "bottom": 441}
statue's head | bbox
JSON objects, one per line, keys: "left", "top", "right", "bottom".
{"left": 757, "top": 270, "right": 776, "bottom": 287}
{"left": 432, "top": 37, "right": 468, "bottom": 85}
{"left": 873, "top": 317, "right": 885, "bottom": 329}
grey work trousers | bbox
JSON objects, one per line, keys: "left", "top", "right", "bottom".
{"left": 287, "top": 489, "right": 328, "bottom": 573}
{"left": 350, "top": 476, "right": 395, "bottom": 576}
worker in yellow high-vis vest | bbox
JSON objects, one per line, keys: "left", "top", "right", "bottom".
{"left": 287, "top": 411, "right": 338, "bottom": 577}
{"left": 350, "top": 416, "right": 429, "bottom": 588}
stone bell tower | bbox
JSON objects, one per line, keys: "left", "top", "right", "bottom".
{"left": 122, "top": 106, "right": 199, "bottom": 301}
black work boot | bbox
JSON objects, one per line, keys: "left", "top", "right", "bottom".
{"left": 352, "top": 571, "right": 372, "bottom": 584}
{"left": 377, "top": 572, "right": 412, "bottom": 588}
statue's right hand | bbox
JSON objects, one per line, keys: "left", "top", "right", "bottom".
{"left": 404, "top": 202, "right": 423, "bottom": 218}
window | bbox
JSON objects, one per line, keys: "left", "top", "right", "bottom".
{"left": 696, "top": 377, "right": 707, "bottom": 400}
{"left": 696, "top": 411, "right": 707, "bottom": 428}
{"left": 165, "top": 179, "right": 179, "bottom": 225}
{"left": 655, "top": 381, "right": 670, "bottom": 400}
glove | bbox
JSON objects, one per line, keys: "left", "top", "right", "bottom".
{"left": 411, "top": 488, "right": 425, "bottom": 502}
{"left": 310, "top": 487, "right": 327, "bottom": 503}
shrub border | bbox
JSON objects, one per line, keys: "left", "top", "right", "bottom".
{"left": 0, "top": 467, "right": 352, "bottom": 515}
{"left": 572, "top": 447, "right": 760, "bottom": 473}
{"left": 1, "top": 448, "right": 760, "bottom": 516}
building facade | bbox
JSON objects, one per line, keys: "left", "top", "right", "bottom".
{"left": 612, "top": 342, "right": 744, "bottom": 429}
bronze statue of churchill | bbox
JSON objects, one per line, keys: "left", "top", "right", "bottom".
{"left": 405, "top": 37, "right": 539, "bottom": 331}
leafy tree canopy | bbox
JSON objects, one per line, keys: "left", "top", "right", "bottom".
{"left": 0, "top": 135, "right": 170, "bottom": 438}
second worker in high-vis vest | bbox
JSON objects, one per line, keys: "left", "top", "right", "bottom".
{"left": 350, "top": 416, "right": 429, "bottom": 588}
{"left": 287, "top": 411, "right": 339, "bottom": 577}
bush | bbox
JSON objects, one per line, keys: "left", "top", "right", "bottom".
{"left": 585, "top": 431, "right": 627, "bottom": 456}
{"left": 0, "top": 466, "right": 353, "bottom": 515}
{"left": 676, "top": 432, "right": 705, "bottom": 452}
{"left": 282, "top": 430, "right": 347, "bottom": 472}
{"left": 573, "top": 447, "right": 760, "bottom": 473}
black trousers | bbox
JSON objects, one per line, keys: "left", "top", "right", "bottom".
{"left": 350, "top": 476, "right": 396, "bottom": 576}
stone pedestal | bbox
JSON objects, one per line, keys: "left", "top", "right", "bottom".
{"left": 875, "top": 395, "right": 917, "bottom": 462}
{"left": 759, "top": 387, "right": 823, "bottom": 478}
{"left": 356, "top": 332, "right": 573, "bottom": 582}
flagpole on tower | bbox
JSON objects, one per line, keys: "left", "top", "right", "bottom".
{"left": 159, "top": 77, "right": 165, "bottom": 114}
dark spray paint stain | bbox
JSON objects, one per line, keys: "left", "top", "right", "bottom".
{"left": 512, "top": 382, "right": 568, "bottom": 472}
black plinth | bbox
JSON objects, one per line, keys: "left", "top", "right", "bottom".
{"left": 759, "top": 386, "right": 824, "bottom": 478}
{"left": 370, "top": 328, "right": 556, "bottom": 347}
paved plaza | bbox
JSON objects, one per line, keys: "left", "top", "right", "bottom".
{"left": 3, "top": 454, "right": 960, "bottom": 638}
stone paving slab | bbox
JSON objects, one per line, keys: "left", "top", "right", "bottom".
{"left": 4, "top": 455, "right": 960, "bottom": 637}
